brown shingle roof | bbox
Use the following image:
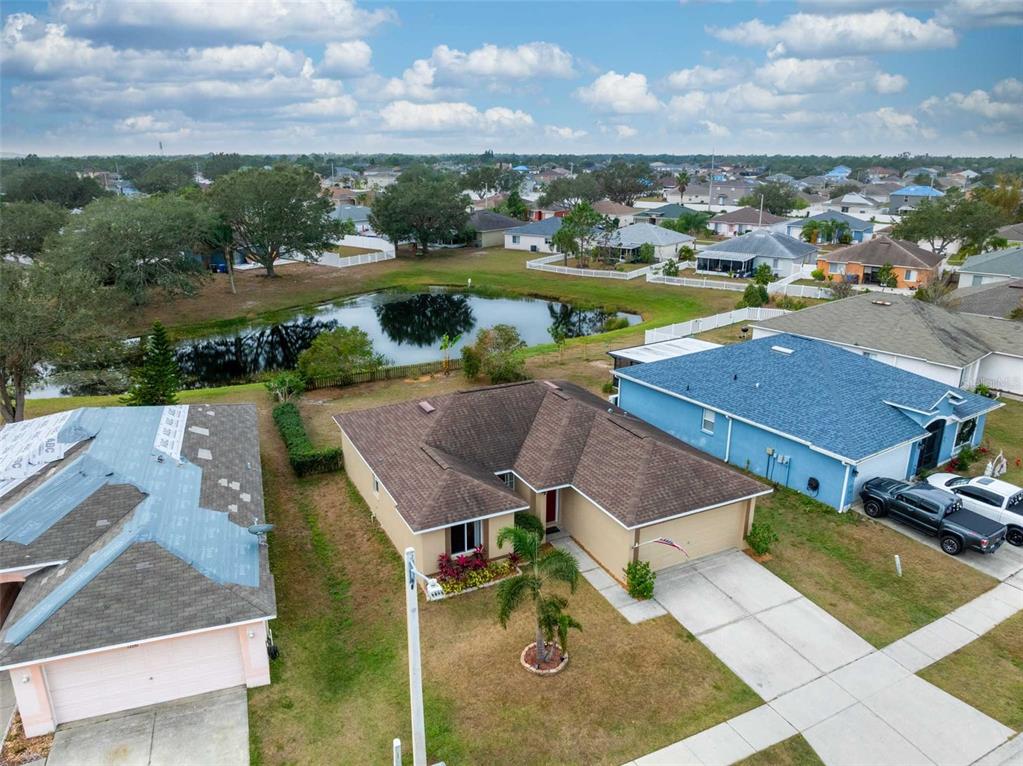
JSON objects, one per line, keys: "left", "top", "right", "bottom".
{"left": 821, "top": 235, "right": 942, "bottom": 269}
{"left": 334, "top": 381, "right": 768, "bottom": 531}
{"left": 592, "top": 199, "right": 641, "bottom": 217}
{"left": 710, "top": 206, "right": 787, "bottom": 225}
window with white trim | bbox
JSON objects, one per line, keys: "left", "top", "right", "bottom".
{"left": 701, "top": 409, "right": 716, "bottom": 434}
{"left": 904, "top": 269, "right": 917, "bottom": 282}
{"left": 450, "top": 520, "right": 483, "bottom": 556}
{"left": 512, "top": 235, "right": 520, "bottom": 244}
{"left": 831, "top": 263, "right": 846, "bottom": 275}
{"left": 372, "top": 475, "right": 380, "bottom": 495}
{"left": 500, "top": 472, "right": 516, "bottom": 490}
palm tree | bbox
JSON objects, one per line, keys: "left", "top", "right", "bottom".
{"left": 819, "top": 219, "right": 837, "bottom": 245}
{"left": 801, "top": 220, "right": 821, "bottom": 244}
{"left": 832, "top": 221, "right": 851, "bottom": 245}
{"left": 495, "top": 525, "right": 580, "bottom": 667}
{"left": 675, "top": 171, "right": 690, "bottom": 196}
{"left": 539, "top": 595, "right": 582, "bottom": 663}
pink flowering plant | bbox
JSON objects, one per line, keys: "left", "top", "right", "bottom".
{"left": 436, "top": 545, "right": 517, "bottom": 595}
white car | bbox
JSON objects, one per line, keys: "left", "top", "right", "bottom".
{"left": 925, "top": 473, "right": 1023, "bottom": 547}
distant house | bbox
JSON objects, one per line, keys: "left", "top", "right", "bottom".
{"left": 708, "top": 206, "right": 787, "bottom": 237}
{"left": 526, "top": 201, "right": 571, "bottom": 221}
{"left": 335, "top": 381, "right": 770, "bottom": 578}
{"left": 764, "top": 173, "right": 796, "bottom": 186}
{"left": 751, "top": 292, "right": 1023, "bottom": 394}
{"left": 631, "top": 202, "right": 701, "bottom": 225}
{"left": 363, "top": 169, "right": 400, "bottom": 189}
{"left": 889, "top": 185, "right": 945, "bottom": 212}
{"left": 697, "top": 230, "right": 816, "bottom": 277}
{"left": 824, "top": 165, "right": 853, "bottom": 181}
{"left": 996, "top": 222, "right": 1023, "bottom": 245}
{"left": 815, "top": 236, "right": 942, "bottom": 288}
{"left": 681, "top": 183, "right": 750, "bottom": 207}
{"left": 0, "top": 405, "right": 275, "bottom": 735}
{"left": 797, "top": 176, "right": 828, "bottom": 192}
{"left": 331, "top": 204, "right": 373, "bottom": 234}
{"left": 606, "top": 223, "right": 694, "bottom": 261}
{"left": 615, "top": 334, "right": 1001, "bottom": 511}
{"left": 504, "top": 216, "right": 562, "bottom": 253}
{"left": 866, "top": 166, "right": 899, "bottom": 182}
{"left": 952, "top": 279, "right": 1023, "bottom": 320}
{"left": 826, "top": 193, "right": 887, "bottom": 220}
{"left": 467, "top": 210, "right": 522, "bottom": 248}
{"left": 592, "top": 199, "right": 642, "bottom": 225}
{"left": 784, "top": 211, "right": 876, "bottom": 244}
{"left": 957, "top": 246, "right": 1023, "bottom": 287}
{"left": 903, "top": 167, "right": 940, "bottom": 180}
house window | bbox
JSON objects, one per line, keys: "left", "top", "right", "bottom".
{"left": 372, "top": 475, "right": 380, "bottom": 495}
{"left": 500, "top": 472, "right": 516, "bottom": 490}
{"left": 904, "top": 270, "right": 916, "bottom": 282}
{"left": 701, "top": 409, "right": 716, "bottom": 434}
{"left": 955, "top": 418, "right": 977, "bottom": 448}
{"left": 863, "top": 351, "right": 875, "bottom": 360}
{"left": 450, "top": 520, "right": 483, "bottom": 556}
{"left": 512, "top": 235, "right": 520, "bottom": 244}
{"left": 841, "top": 206, "right": 849, "bottom": 213}
{"left": 831, "top": 263, "right": 846, "bottom": 275}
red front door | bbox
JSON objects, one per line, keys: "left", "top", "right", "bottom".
{"left": 545, "top": 490, "right": 558, "bottom": 526}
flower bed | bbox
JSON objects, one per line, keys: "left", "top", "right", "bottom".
{"left": 436, "top": 546, "right": 520, "bottom": 596}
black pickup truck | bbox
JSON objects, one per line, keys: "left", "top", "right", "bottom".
{"left": 860, "top": 477, "right": 1007, "bottom": 556}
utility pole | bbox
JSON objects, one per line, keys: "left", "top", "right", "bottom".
{"left": 758, "top": 194, "right": 764, "bottom": 227}
{"left": 708, "top": 149, "right": 716, "bottom": 214}
{"left": 404, "top": 548, "right": 427, "bottom": 766}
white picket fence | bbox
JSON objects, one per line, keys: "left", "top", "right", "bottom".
{"left": 525, "top": 254, "right": 652, "bottom": 280}
{"left": 645, "top": 307, "right": 790, "bottom": 344}
{"left": 317, "top": 249, "right": 395, "bottom": 268}
{"left": 647, "top": 273, "right": 748, "bottom": 292}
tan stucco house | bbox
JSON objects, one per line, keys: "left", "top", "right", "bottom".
{"left": 335, "top": 381, "right": 770, "bottom": 582}
{"left": 0, "top": 405, "right": 276, "bottom": 736}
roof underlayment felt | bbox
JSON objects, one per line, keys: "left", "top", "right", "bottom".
{"left": 0, "top": 406, "right": 261, "bottom": 645}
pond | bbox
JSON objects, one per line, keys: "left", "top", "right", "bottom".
{"left": 32, "top": 289, "right": 641, "bottom": 396}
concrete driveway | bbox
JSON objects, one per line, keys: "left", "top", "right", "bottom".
{"left": 44, "top": 687, "right": 249, "bottom": 766}
{"left": 647, "top": 550, "right": 1015, "bottom": 766}
{"left": 854, "top": 505, "right": 1023, "bottom": 581}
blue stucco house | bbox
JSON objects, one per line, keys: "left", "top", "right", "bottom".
{"left": 614, "top": 335, "right": 1001, "bottom": 511}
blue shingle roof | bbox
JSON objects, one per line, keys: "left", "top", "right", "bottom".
{"left": 506, "top": 217, "right": 563, "bottom": 236}
{"left": 892, "top": 185, "right": 945, "bottom": 197}
{"left": 617, "top": 334, "right": 997, "bottom": 461}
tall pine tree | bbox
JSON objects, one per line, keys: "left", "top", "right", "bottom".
{"left": 122, "top": 322, "right": 181, "bottom": 406}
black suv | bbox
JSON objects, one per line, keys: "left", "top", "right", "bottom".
{"left": 860, "top": 477, "right": 1007, "bottom": 556}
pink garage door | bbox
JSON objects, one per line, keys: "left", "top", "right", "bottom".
{"left": 45, "top": 627, "right": 245, "bottom": 724}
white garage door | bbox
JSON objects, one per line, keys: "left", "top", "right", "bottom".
{"left": 46, "top": 627, "right": 245, "bottom": 724}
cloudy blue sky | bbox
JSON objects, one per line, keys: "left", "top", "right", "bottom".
{"left": 2, "top": 0, "right": 1020, "bottom": 156}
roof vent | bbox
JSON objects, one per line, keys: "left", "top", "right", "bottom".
{"left": 542, "top": 380, "right": 561, "bottom": 390}
{"left": 418, "top": 400, "right": 436, "bottom": 414}
{"left": 770, "top": 345, "right": 794, "bottom": 355}
{"left": 871, "top": 300, "right": 892, "bottom": 306}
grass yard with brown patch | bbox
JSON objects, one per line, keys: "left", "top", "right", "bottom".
{"left": 918, "top": 612, "right": 1023, "bottom": 731}
{"left": 737, "top": 735, "right": 824, "bottom": 765}
{"left": 755, "top": 487, "right": 997, "bottom": 647}
{"left": 969, "top": 398, "right": 1023, "bottom": 486}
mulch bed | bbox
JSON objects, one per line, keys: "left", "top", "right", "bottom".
{"left": 0, "top": 713, "right": 54, "bottom": 766}
{"left": 521, "top": 643, "right": 568, "bottom": 673}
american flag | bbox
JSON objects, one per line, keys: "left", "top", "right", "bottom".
{"left": 652, "top": 537, "right": 688, "bottom": 557}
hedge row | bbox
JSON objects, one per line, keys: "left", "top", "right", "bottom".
{"left": 272, "top": 402, "right": 343, "bottom": 477}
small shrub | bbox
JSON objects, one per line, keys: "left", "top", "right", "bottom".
{"left": 264, "top": 371, "right": 306, "bottom": 402}
{"left": 624, "top": 560, "right": 656, "bottom": 600}
{"left": 752, "top": 263, "right": 774, "bottom": 285}
{"left": 974, "top": 383, "right": 993, "bottom": 398}
{"left": 602, "top": 315, "right": 630, "bottom": 332}
{"left": 272, "top": 402, "right": 343, "bottom": 477}
{"left": 601, "top": 380, "right": 616, "bottom": 394}
{"left": 662, "top": 259, "right": 680, "bottom": 277}
{"left": 811, "top": 268, "right": 825, "bottom": 281}
{"left": 952, "top": 445, "right": 979, "bottom": 472}
{"left": 747, "top": 520, "right": 778, "bottom": 556}
{"left": 461, "top": 345, "right": 482, "bottom": 380}
{"left": 436, "top": 546, "right": 515, "bottom": 595}
{"left": 514, "top": 511, "right": 545, "bottom": 539}
{"left": 634, "top": 242, "right": 656, "bottom": 264}
{"left": 737, "top": 283, "right": 769, "bottom": 308}
{"left": 773, "top": 295, "right": 809, "bottom": 311}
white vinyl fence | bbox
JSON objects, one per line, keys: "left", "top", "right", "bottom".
{"left": 526, "top": 254, "right": 652, "bottom": 280}
{"left": 645, "top": 307, "right": 790, "bottom": 344}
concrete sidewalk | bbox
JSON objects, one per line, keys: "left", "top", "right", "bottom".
{"left": 624, "top": 550, "right": 1019, "bottom": 766}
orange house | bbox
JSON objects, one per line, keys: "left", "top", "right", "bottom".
{"left": 817, "top": 235, "right": 943, "bottom": 289}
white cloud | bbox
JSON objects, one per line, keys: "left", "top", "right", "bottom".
{"left": 856, "top": 107, "right": 935, "bottom": 140}
{"left": 431, "top": 42, "right": 574, "bottom": 79}
{"left": 320, "top": 41, "right": 372, "bottom": 76}
{"left": 378, "top": 100, "right": 534, "bottom": 133}
{"left": 545, "top": 125, "right": 587, "bottom": 139}
{"left": 700, "top": 120, "right": 731, "bottom": 137}
{"left": 576, "top": 71, "right": 662, "bottom": 114}
{"left": 922, "top": 82, "right": 1023, "bottom": 121}
{"left": 874, "top": 72, "right": 908, "bottom": 94}
{"left": 666, "top": 64, "right": 743, "bottom": 90}
{"left": 755, "top": 56, "right": 905, "bottom": 94}
{"left": 288, "top": 95, "right": 359, "bottom": 118}
{"left": 936, "top": 0, "right": 1023, "bottom": 28}
{"left": 53, "top": 0, "right": 395, "bottom": 43}
{"left": 379, "top": 60, "right": 440, "bottom": 101}
{"left": 116, "top": 114, "right": 175, "bottom": 133}
{"left": 614, "top": 125, "right": 638, "bottom": 138}
{"left": 710, "top": 11, "right": 956, "bottom": 56}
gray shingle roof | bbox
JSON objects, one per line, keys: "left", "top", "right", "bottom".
{"left": 334, "top": 381, "right": 767, "bottom": 531}
{"left": 0, "top": 405, "right": 275, "bottom": 667}
{"left": 821, "top": 236, "right": 942, "bottom": 269}
{"left": 753, "top": 292, "right": 1023, "bottom": 367}
{"left": 952, "top": 280, "right": 1023, "bottom": 320}
{"left": 506, "top": 217, "right": 563, "bottom": 237}
{"left": 710, "top": 207, "right": 787, "bottom": 225}
{"left": 701, "top": 230, "right": 817, "bottom": 261}
{"left": 609, "top": 222, "right": 693, "bottom": 249}
{"left": 996, "top": 223, "right": 1023, "bottom": 242}
{"left": 958, "top": 246, "right": 1023, "bottom": 279}
{"left": 468, "top": 210, "right": 522, "bottom": 232}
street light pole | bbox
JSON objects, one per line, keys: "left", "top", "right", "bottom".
{"left": 404, "top": 547, "right": 428, "bottom": 766}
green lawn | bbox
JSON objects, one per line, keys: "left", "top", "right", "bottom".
{"left": 755, "top": 487, "right": 997, "bottom": 647}
{"left": 971, "top": 398, "right": 1023, "bottom": 486}
{"left": 737, "top": 735, "right": 824, "bottom": 766}
{"left": 918, "top": 612, "right": 1023, "bottom": 731}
